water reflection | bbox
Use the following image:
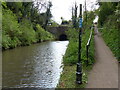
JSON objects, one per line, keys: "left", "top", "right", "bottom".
{"left": 3, "top": 41, "right": 69, "bottom": 88}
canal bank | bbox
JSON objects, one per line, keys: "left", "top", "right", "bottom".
{"left": 2, "top": 41, "right": 69, "bottom": 88}
{"left": 57, "top": 65, "right": 92, "bottom": 88}
{"left": 57, "top": 28, "right": 95, "bottom": 88}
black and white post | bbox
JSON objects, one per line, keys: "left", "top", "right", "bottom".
{"left": 76, "top": 4, "right": 82, "bottom": 84}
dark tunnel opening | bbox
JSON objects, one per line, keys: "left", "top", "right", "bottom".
{"left": 59, "top": 34, "right": 68, "bottom": 41}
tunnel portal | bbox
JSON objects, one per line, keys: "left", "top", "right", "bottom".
{"left": 59, "top": 34, "right": 68, "bottom": 41}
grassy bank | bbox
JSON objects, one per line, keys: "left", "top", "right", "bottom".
{"left": 57, "top": 64, "right": 93, "bottom": 88}
{"left": 57, "top": 28, "right": 94, "bottom": 88}
{"left": 57, "top": 18, "right": 95, "bottom": 88}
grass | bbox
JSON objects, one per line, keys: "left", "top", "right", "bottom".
{"left": 57, "top": 27, "right": 95, "bottom": 88}
{"left": 57, "top": 65, "right": 93, "bottom": 88}
{"left": 57, "top": 65, "right": 86, "bottom": 88}
{"left": 99, "top": 14, "right": 120, "bottom": 61}
{"left": 56, "top": 11, "right": 95, "bottom": 88}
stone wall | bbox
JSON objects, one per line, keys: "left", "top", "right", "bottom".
{"left": 47, "top": 26, "right": 69, "bottom": 40}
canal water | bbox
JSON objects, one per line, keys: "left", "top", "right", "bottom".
{"left": 3, "top": 41, "right": 69, "bottom": 88}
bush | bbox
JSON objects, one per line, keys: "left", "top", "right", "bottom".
{"left": 63, "top": 27, "right": 94, "bottom": 65}
{"left": 2, "top": 9, "right": 21, "bottom": 49}
{"left": 63, "top": 40, "right": 78, "bottom": 65}
{"left": 2, "top": 9, "right": 54, "bottom": 49}
{"left": 63, "top": 10, "right": 95, "bottom": 66}
{"left": 100, "top": 14, "right": 119, "bottom": 60}
{"left": 98, "top": 2, "right": 117, "bottom": 26}
{"left": 36, "top": 24, "right": 54, "bottom": 42}
{"left": 98, "top": 2, "right": 120, "bottom": 61}
{"left": 19, "top": 19, "right": 37, "bottom": 45}
{"left": 2, "top": 33, "right": 11, "bottom": 49}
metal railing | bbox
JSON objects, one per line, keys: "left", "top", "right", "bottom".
{"left": 86, "top": 27, "right": 93, "bottom": 65}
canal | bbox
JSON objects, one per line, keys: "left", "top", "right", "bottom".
{"left": 3, "top": 41, "right": 69, "bottom": 88}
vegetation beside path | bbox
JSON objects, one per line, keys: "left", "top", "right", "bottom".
{"left": 57, "top": 11, "right": 95, "bottom": 88}
{"left": 57, "top": 2, "right": 120, "bottom": 88}
{"left": 98, "top": 2, "right": 120, "bottom": 61}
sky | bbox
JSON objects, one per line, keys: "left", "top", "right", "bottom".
{"left": 49, "top": 0, "right": 99, "bottom": 24}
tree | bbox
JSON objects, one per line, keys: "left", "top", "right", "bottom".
{"left": 5, "top": 1, "right": 53, "bottom": 29}
{"left": 84, "top": 0, "right": 87, "bottom": 23}
{"left": 43, "top": 1, "right": 52, "bottom": 30}
{"left": 98, "top": 2, "right": 118, "bottom": 26}
{"left": 71, "top": 2, "right": 78, "bottom": 28}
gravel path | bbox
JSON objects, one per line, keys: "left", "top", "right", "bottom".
{"left": 86, "top": 27, "right": 118, "bottom": 88}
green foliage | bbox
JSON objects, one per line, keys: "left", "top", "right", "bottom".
{"left": 36, "top": 24, "right": 54, "bottom": 42}
{"left": 63, "top": 26, "right": 94, "bottom": 65}
{"left": 71, "top": 3, "right": 78, "bottom": 29}
{"left": 2, "top": 2, "right": 7, "bottom": 9}
{"left": 19, "top": 19, "right": 37, "bottom": 45}
{"left": 2, "top": 8, "right": 54, "bottom": 49}
{"left": 83, "top": 11, "right": 95, "bottom": 28}
{"left": 57, "top": 25, "right": 95, "bottom": 88}
{"left": 63, "top": 28, "right": 78, "bottom": 64}
{"left": 66, "top": 28, "right": 78, "bottom": 41}
{"left": 2, "top": 33, "right": 11, "bottom": 49}
{"left": 43, "top": 1, "right": 53, "bottom": 29}
{"left": 98, "top": 2, "right": 118, "bottom": 26}
{"left": 100, "top": 14, "right": 119, "bottom": 61}
{"left": 57, "top": 65, "right": 87, "bottom": 88}
{"left": 63, "top": 10, "right": 95, "bottom": 65}
{"left": 6, "top": 2, "right": 23, "bottom": 13}
{"left": 2, "top": 9, "right": 21, "bottom": 49}
{"left": 5, "top": 2, "right": 53, "bottom": 30}
{"left": 98, "top": 2, "right": 120, "bottom": 61}
{"left": 63, "top": 40, "right": 78, "bottom": 65}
